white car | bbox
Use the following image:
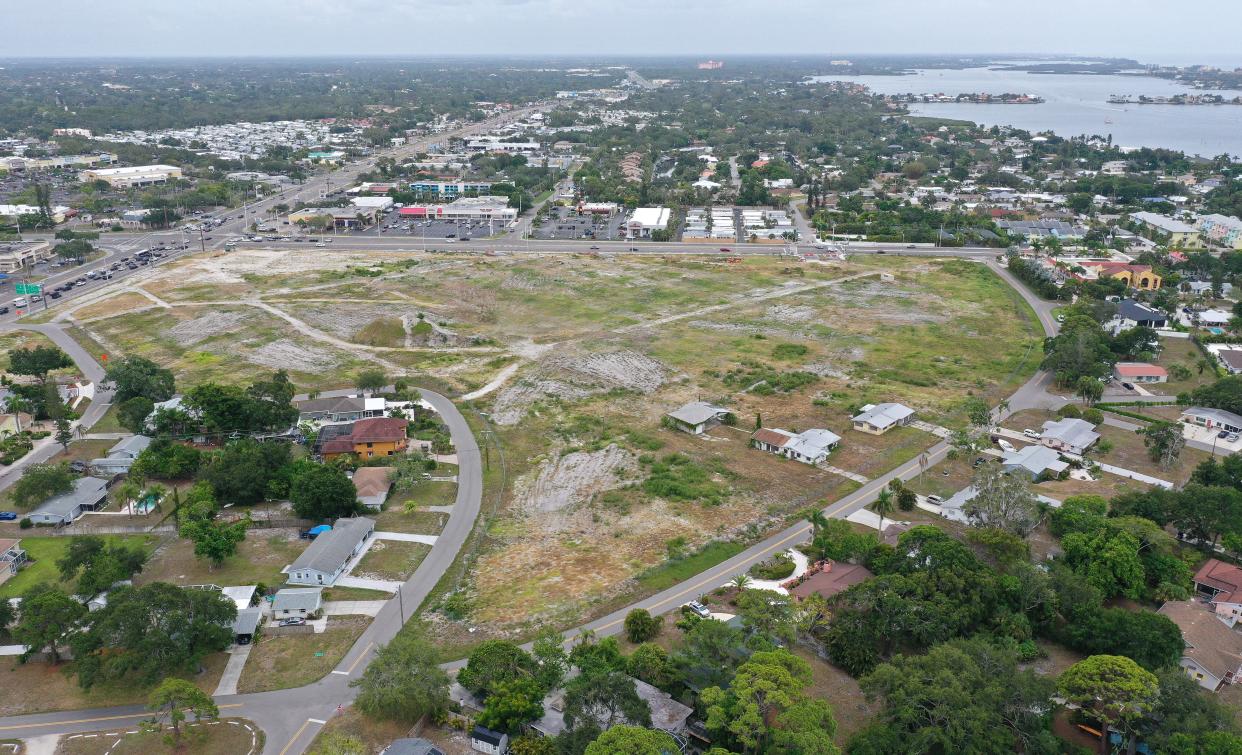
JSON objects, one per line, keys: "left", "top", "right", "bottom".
{"left": 1022, "top": 429, "right": 1041, "bottom": 439}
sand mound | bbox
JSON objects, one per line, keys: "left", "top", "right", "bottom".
{"left": 241, "top": 338, "right": 340, "bottom": 372}
{"left": 514, "top": 444, "right": 638, "bottom": 527}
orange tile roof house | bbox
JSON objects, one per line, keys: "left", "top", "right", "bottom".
{"left": 1112, "top": 362, "right": 1168, "bottom": 384}
{"left": 318, "top": 417, "right": 409, "bottom": 460}
{"left": 1084, "top": 262, "right": 1162, "bottom": 290}
{"left": 1195, "top": 558, "right": 1242, "bottom": 629}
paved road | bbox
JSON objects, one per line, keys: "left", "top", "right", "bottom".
{"left": 0, "top": 386, "right": 482, "bottom": 755}
{"left": 0, "top": 323, "right": 114, "bottom": 492}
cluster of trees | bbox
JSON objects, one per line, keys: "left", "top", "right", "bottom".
{"left": 813, "top": 523, "right": 1183, "bottom": 682}
{"left": 13, "top": 580, "right": 235, "bottom": 689}
{"left": 1111, "top": 454, "right": 1242, "bottom": 554}
{"left": 1041, "top": 303, "right": 1158, "bottom": 387}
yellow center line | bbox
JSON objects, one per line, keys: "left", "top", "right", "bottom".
{"left": 588, "top": 446, "right": 947, "bottom": 634}
{"left": 344, "top": 642, "right": 375, "bottom": 675}
{"left": 279, "top": 718, "right": 319, "bottom": 755}
{"left": 0, "top": 704, "right": 243, "bottom": 732}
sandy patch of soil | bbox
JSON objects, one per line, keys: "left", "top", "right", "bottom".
{"left": 241, "top": 338, "right": 340, "bottom": 372}
{"left": 554, "top": 350, "right": 668, "bottom": 392}
{"left": 490, "top": 350, "right": 670, "bottom": 426}
{"left": 491, "top": 378, "right": 594, "bottom": 425}
{"left": 514, "top": 444, "right": 638, "bottom": 520}
{"left": 168, "top": 310, "right": 251, "bottom": 346}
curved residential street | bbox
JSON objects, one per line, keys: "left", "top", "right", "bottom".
{"left": 0, "top": 252, "right": 1062, "bottom": 754}
{"left": 0, "top": 371, "right": 483, "bottom": 755}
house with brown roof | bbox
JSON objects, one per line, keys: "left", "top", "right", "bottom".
{"left": 352, "top": 467, "right": 394, "bottom": 510}
{"left": 789, "top": 561, "right": 873, "bottom": 601}
{"left": 1195, "top": 558, "right": 1242, "bottom": 628}
{"left": 318, "top": 417, "right": 409, "bottom": 461}
{"left": 1158, "top": 600, "right": 1242, "bottom": 692}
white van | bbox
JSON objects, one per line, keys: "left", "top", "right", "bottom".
{"left": 12, "top": 297, "right": 27, "bottom": 309}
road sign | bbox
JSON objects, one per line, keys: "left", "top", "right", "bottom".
{"left": 14, "top": 283, "right": 40, "bottom": 295}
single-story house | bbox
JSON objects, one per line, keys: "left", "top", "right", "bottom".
{"left": 937, "top": 485, "right": 1062, "bottom": 525}
{"left": 351, "top": 467, "right": 394, "bottom": 510}
{"left": 220, "top": 585, "right": 258, "bottom": 611}
{"left": 296, "top": 395, "right": 386, "bottom": 424}
{"left": 1113, "top": 362, "right": 1168, "bottom": 384}
{"left": 665, "top": 402, "right": 731, "bottom": 435}
{"left": 88, "top": 434, "right": 153, "bottom": 475}
{"left": 1194, "top": 558, "right": 1242, "bottom": 629}
{"left": 1039, "top": 417, "right": 1100, "bottom": 455}
{"left": 851, "top": 402, "right": 915, "bottom": 435}
{"left": 233, "top": 607, "right": 262, "bottom": 645}
{"left": 790, "top": 561, "right": 874, "bottom": 600}
{"left": 1182, "top": 406, "right": 1242, "bottom": 435}
{"left": 1218, "top": 350, "right": 1242, "bottom": 375}
{"left": 286, "top": 517, "right": 376, "bottom": 586}
{"left": 27, "top": 477, "right": 110, "bottom": 526}
{"left": 271, "top": 587, "right": 323, "bottom": 619}
{"left": 1110, "top": 299, "right": 1167, "bottom": 332}
{"left": 454, "top": 668, "right": 693, "bottom": 740}
{"left": 751, "top": 427, "right": 841, "bottom": 465}
{"left": 1199, "top": 309, "right": 1232, "bottom": 327}
{"left": 0, "top": 539, "right": 27, "bottom": 586}
{"left": 469, "top": 726, "right": 509, "bottom": 755}
{"left": 1158, "top": 600, "right": 1242, "bottom": 692}
{"left": 382, "top": 739, "right": 445, "bottom": 755}
{"left": 1001, "top": 445, "right": 1069, "bottom": 481}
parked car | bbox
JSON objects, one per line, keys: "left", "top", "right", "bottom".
{"left": 1218, "top": 430, "right": 1231, "bottom": 440}
{"left": 0, "top": 512, "right": 17, "bottom": 521}
{"left": 69, "top": 461, "right": 88, "bottom": 473}
{"left": 278, "top": 617, "right": 306, "bottom": 627}
{"left": 925, "top": 494, "right": 944, "bottom": 505}
{"left": 1228, "top": 433, "right": 1240, "bottom": 443}
{"left": 1022, "top": 429, "right": 1041, "bottom": 439}
{"left": 684, "top": 601, "right": 711, "bottom": 619}
{"left": 1121, "top": 382, "right": 1134, "bottom": 391}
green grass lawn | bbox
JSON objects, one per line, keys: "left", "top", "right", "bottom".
{"left": 135, "top": 532, "right": 306, "bottom": 591}
{"left": 636, "top": 540, "right": 745, "bottom": 593}
{"left": 237, "top": 616, "right": 369, "bottom": 694}
{"left": 353, "top": 540, "right": 430, "bottom": 581}
{"left": 321, "top": 586, "right": 392, "bottom": 601}
{"left": 0, "top": 535, "right": 159, "bottom": 598}
{"left": 88, "top": 405, "right": 127, "bottom": 435}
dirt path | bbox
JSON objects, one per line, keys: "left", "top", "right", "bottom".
{"left": 613, "top": 270, "right": 875, "bottom": 333}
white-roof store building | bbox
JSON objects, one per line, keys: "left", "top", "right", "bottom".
{"left": 626, "top": 207, "right": 671, "bottom": 239}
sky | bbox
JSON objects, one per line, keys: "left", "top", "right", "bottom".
{"left": 7, "top": 0, "right": 1242, "bottom": 64}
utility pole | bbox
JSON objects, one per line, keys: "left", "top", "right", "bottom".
{"left": 199, "top": 228, "right": 206, "bottom": 254}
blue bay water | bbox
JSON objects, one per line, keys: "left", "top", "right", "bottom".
{"left": 809, "top": 66, "right": 1242, "bottom": 158}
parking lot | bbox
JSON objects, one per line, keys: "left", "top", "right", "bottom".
{"left": 530, "top": 206, "right": 624, "bottom": 241}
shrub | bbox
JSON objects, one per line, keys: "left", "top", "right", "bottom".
{"left": 623, "top": 609, "right": 662, "bottom": 643}
{"left": 18, "top": 518, "right": 31, "bottom": 529}
{"left": 1057, "top": 404, "right": 1083, "bottom": 419}
{"left": 1082, "top": 408, "right": 1104, "bottom": 425}
{"left": 642, "top": 454, "right": 729, "bottom": 506}
{"left": 749, "top": 553, "right": 796, "bottom": 580}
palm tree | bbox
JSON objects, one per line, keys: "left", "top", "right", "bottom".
{"left": 4, "top": 396, "right": 29, "bottom": 433}
{"left": 730, "top": 573, "right": 752, "bottom": 591}
{"left": 805, "top": 509, "right": 828, "bottom": 538}
{"left": 997, "top": 399, "right": 1011, "bottom": 417}
{"left": 872, "top": 489, "right": 896, "bottom": 535}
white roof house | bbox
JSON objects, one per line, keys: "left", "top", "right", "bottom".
{"left": 852, "top": 403, "right": 915, "bottom": 434}
{"left": 626, "top": 207, "right": 671, "bottom": 237}
{"left": 752, "top": 427, "right": 840, "bottom": 465}
{"left": 272, "top": 587, "right": 323, "bottom": 617}
{"left": 1039, "top": 418, "right": 1100, "bottom": 455}
{"left": 1001, "top": 445, "right": 1068, "bottom": 480}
